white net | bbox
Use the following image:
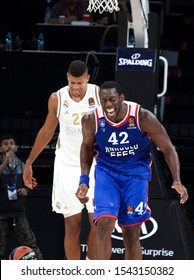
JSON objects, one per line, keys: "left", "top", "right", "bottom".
{"left": 87, "top": 0, "right": 120, "bottom": 14}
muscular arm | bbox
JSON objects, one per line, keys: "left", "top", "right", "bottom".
{"left": 80, "top": 111, "right": 96, "bottom": 175}
{"left": 76, "top": 110, "right": 96, "bottom": 203}
{"left": 23, "top": 92, "right": 59, "bottom": 188}
{"left": 139, "top": 108, "right": 188, "bottom": 203}
{"left": 26, "top": 92, "right": 59, "bottom": 164}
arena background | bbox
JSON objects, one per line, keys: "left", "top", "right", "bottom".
{"left": 0, "top": 0, "right": 194, "bottom": 259}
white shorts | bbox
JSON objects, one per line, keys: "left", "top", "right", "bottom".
{"left": 52, "top": 156, "right": 95, "bottom": 218}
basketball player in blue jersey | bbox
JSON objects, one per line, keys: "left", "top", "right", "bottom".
{"left": 76, "top": 80, "right": 188, "bottom": 260}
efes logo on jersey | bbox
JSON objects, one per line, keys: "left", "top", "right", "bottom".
{"left": 88, "top": 97, "right": 95, "bottom": 107}
{"left": 63, "top": 100, "right": 69, "bottom": 109}
{"left": 127, "top": 205, "right": 134, "bottom": 214}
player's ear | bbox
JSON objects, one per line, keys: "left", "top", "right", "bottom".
{"left": 121, "top": 94, "right": 125, "bottom": 101}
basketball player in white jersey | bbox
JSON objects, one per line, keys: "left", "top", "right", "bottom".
{"left": 23, "top": 60, "right": 100, "bottom": 260}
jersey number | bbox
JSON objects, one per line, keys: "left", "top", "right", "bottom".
{"left": 108, "top": 132, "right": 129, "bottom": 145}
{"left": 72, "top": 112, "right": 85, "bottom": 126}
{"left": 135, "top": 202, "right": 146, "bottom": 215}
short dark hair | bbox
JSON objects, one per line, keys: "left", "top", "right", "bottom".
{"left": 100, "top": 81, "right": 123, "bottom": 95}
{"left": 68, "top": 60, "right": 88, "bottom": 77}
{"left": 0, "top": 134, "right": 16, "bottom": 146}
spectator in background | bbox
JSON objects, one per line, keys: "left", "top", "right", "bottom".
{"left": 0, "top": 135, "right": 43, "bottom": 260}
{"left": 50, "top": 0, "right": 93, "bottom": 23}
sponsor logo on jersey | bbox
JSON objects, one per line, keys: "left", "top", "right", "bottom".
{"left": 127, "top": 205, "right": 134, "bottom": 214}
{"left": 88, "top": 97, "right": 95, "bottom": 107}
{"left": 128, "top": 117, "right": 135, "bottom": 125}
{"left": 127, "top": 117, "right": 137, "bottom": 129}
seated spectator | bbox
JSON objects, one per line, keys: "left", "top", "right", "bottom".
{"left": 94, "top": 0, "right": 132, "bottom": 25}
{"left": 50, "top": 0, "right": 93, "bottom": 23}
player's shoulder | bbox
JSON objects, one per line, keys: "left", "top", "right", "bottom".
{"left": 83, "top": 109, "right": 95, "bottom": 119}
{"left": 87, "top": 83, "right": 100, "bottom": 93}
{"left": 52, "top": 86, "right": 69, "bottom": 104}
{"left": 88, "top": 83, "right": 99, "bottom": 88}
{"left": 82, "top": 110, "right": 95, "bottom": 126}
{"left": 139, "top": 107, "right": 156, "bottom": 125}
{"left": 49, "top": 91, "right": 58, "bottom": 102}
{"left": 57, "top": 85, "right": 68, "bottom": 95}
{"left": 87, "top": 84, "right": 100, "bottom": 105}
{"left": 124, "top": 100, "right": 139, "bottom": 107}
{"left": 124, "top": 100, "right": 141, "bottom": 116}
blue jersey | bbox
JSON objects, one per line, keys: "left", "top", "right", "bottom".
{"left": 94, "top": 101, "right": 152, "bottom": 180}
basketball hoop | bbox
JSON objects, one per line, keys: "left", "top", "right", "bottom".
{"left": 87, "top": 0, "right": 120, "bottom": 14}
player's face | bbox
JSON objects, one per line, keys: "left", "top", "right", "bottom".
{"left": 67, "top": 73, "right": 90, "bottom": 100}
{"left": 99, "top": 88, "right": 125, "bottom": 122}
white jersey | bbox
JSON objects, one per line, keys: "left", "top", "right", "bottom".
{"left": 56, "top": 83, "right": 100, "bottom": 165}
{"left": 52, "top": 83, "right": 100, "bottom": 216}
